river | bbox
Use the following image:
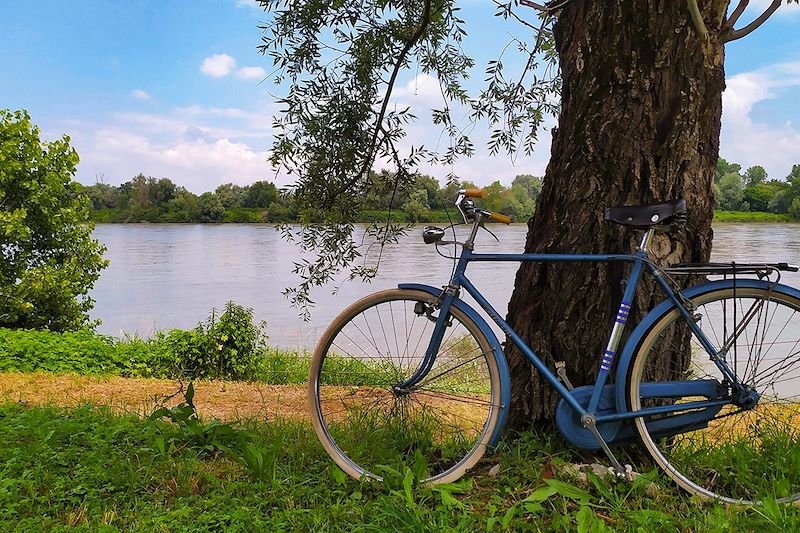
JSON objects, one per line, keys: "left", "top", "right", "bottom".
{"left": 90, "top": 223, "right": 800, "bottom": 348}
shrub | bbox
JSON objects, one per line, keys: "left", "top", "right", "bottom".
{"left": 0, "top": 328, "right": 155, "bottom": 376}
{"left": 0, "top": 109, "right": 108, "bottom": 331}
{"left": 790, "top": 198, "right": 800, "bottom": 220}
{"left": 160, "top": 302, "right": 268, "bottom": 380}
{"left": 222, "top": 207, "right": 265, "bottom": 223}
{"left": 0, "top": 302, "right": 281, "bottom": 381}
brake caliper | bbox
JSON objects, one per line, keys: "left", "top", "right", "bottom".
{"left": 414, "top": 300, "right": 452, "bottom": 326}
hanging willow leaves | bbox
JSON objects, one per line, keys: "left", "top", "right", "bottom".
{"left": 257, "top": 0, "right": 559, "bottom": 314}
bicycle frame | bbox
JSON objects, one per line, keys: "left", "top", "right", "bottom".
{"left": 397, "top": 227, "right": 743, "bottom": 428}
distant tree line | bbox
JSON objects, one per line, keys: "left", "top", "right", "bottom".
{"left": 715, "top": 160, "right": 800, "bottom": 218}
{"left": 81, "top": 160, "right": 799, "bottom": 224}
{"left": 81, "top": 172, "right": 544, "bottom": 223}
{"left": 81, "top": 174, "right": 289, "bottom": 223}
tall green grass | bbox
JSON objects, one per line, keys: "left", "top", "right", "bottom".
{"left": 4, "top": 402, "right": 800, "bottom": 531}
{"left": 0, "top": 327, "right": 495, "bottom": 391}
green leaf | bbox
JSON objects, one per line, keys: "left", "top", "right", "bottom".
{"left": 501, "top": 505, "right": 517, "bottom": 528}
{"left": 576, "top": 505, "right": 593, "bottom": 533}
{"left": 331, "top": 467, "right": 347, "bottom": 485}
{"left": 402, "top": 466, "right": 415, "bottom": 507}
{"left": 521, "top": 484, "right": 558, "bottom": 504}
{"left": 544, "top": 478, "right": 592, "bottom": 504}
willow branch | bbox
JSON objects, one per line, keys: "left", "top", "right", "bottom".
{"left": 514, "top": 14, "right": 551, "bottom": 93}
{"left": 724, "top": 0, "right": 781, "bottom": 42}
{"left": 727, "top": 0, "right": 749, "bottom": 28}
{"left": 520, "top": 0, "right": 573, "bottom": 13}
{"left": 519, "top": 0, "right": 549, "bottom": 10}
{"left": 495, "top": 0, "right": 553, "bottom": 37}
{"left": 687, "top": 0, "right": 709, "bottom": 40}
{"left": 328, "top": 0, "right": 433, "bottom": 203}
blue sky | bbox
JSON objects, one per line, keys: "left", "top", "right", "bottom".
{"left": 1, "top": 0, "right": 799, "bottom": 192}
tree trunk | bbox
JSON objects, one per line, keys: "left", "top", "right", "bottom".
{"left": 505, "top": 0, "right": 728, "bottom": 428}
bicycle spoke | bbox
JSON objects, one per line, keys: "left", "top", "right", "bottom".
{"left": 312, "top": 290, "right": 499, "bottom": 485}
{"left": 631, "top": 286, "right": 800, "bottom": 504}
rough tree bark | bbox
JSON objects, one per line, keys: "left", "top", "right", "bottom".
{"left": 504, "top": 0, "right": 727, "bottom": 428}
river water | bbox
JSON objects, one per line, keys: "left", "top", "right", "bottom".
{"left": 90, "top": 223, "right": 800, "bottom": 348}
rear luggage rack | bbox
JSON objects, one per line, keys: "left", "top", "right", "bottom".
{"left": 665, "top": 262, "right": 799, "bottom": 276}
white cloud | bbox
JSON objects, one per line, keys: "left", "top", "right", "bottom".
{"left": 235, "top": 0, "right": 260, "bottom": 8}
{"left": 237, "top": 66, "right": 267, "bottom": 80}
{"left": 66, "top": 101, "right": 284, "bottom": 191}
{"left": 201, "top": 53, "right": 237, "bottom": 78}
{"left": 392, "top": 74, "right": 447, "bottom": 109}
{"left": 721, "top": 60, "right": 800, "bottom": 179}
{"left": 110, "top": 108, "right": 272, "bottom": 141}
{"left": 175, "top": 105, "right": 255, "bottom": 119}
{"left": 73, "top": 127, "right": 280, "bottom": 191}
{"left": 130, "top": 89, "right": 152, "bottom": 101}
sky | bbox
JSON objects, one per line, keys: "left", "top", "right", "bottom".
{"left": 1, "top": 0, "right": 799, "bottom": 192}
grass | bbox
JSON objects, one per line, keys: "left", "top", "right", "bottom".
{"left": 0, "top": 327, "right": 492, "bottom": 391}
{"left": 4, "top": 402, "right": 800, "bottom": 531}
{"left": 713, "top": 211, "right": 796, "bottom": 222}
{"left": 0, "top": 327, "right": 313, "bottom": 384}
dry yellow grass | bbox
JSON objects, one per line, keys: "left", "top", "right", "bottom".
{"left": 317, "top": 385, "right": 490, "bottom": 434}
{"left": 0, "top": 372, "right": 490, "bottom": 435}
{"left": 0, "top": 372, "right": 310, "bottom": 422}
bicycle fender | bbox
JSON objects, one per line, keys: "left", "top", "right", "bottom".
{"left": 613, "top": 279, "right": 800, "bottom": 415}
{"left": 398, "top": 283, "right": 511, "bottom": 446}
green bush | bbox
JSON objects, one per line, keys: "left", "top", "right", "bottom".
{"left": 0, "top": 302, "right": 313, "bottom": 382}
{"left": 159, "top": 302, "right": 268, "bottom": 381}
{"left": 0, "top": 109, "right": 109, "bottom": 331}
{"left": 713, "top": 211, "right": 795, "bottom": 223}
{"left": 0, "top": 328, "right": 156, "bottom": 376}
{"left": 222, "top": 207, "right": 266, "bottom": 223}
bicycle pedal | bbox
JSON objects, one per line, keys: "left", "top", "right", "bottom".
{"left": 555, "top": 361, "right": 574, "bottom": 391}
{"left": 608, "top": 464, "right": 634, "bottom": 482}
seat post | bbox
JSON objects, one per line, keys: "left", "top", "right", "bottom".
{"left": 638, "top": 228, "right": 655, "bottom": 253}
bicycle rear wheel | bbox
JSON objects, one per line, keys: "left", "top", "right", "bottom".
{"left": 309, "top": 288, "right": 502, "bottom": 485}
{"left": 629, "top": 284, "right": 800, "bottom": 504}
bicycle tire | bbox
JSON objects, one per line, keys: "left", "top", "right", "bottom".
{"left": 628, "top": 283, "right": 800, "bottom": 504}
{"left": 308, "top": 288, "right": 502, "bottom": 485}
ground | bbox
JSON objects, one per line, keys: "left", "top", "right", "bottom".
{"left": 0, "top": 372, "right": 310, "bottom": 421}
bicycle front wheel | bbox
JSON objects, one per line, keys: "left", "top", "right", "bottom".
{"left": 309, "top": 288, "right": 502, "bottom": 485}
{"left": 629, "top": 284, "right": 800, "bottom": 504}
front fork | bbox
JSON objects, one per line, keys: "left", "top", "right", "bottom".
{"left": 393, "top": 290, "right": 457, "bottom": 392}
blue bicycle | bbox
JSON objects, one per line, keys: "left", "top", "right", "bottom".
{"left": 309, "top": 189, "right": 800, "bottom": 504}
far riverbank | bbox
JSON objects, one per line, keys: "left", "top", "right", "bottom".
{"left": 89, "top": 208, "right": 798, "bottom": 224}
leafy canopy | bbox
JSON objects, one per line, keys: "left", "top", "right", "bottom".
{"left": 0, "top": 109, "right": 108, "bottom": 331}
{"left": 257, "top": 0, "right": 558, "bottom": 313}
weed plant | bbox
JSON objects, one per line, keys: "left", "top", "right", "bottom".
{"left": 155, "top": 301, "right": 268, "bottom": 381}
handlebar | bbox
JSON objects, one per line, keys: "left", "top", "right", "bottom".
{"left": 487, "top": 211, "right": 512, "bottom": 225}
{"left": 463, "top": 188, "right": 487, "bottom": 198}
{"left": 456, "top": 188, "right": 512, "bottom": 224}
